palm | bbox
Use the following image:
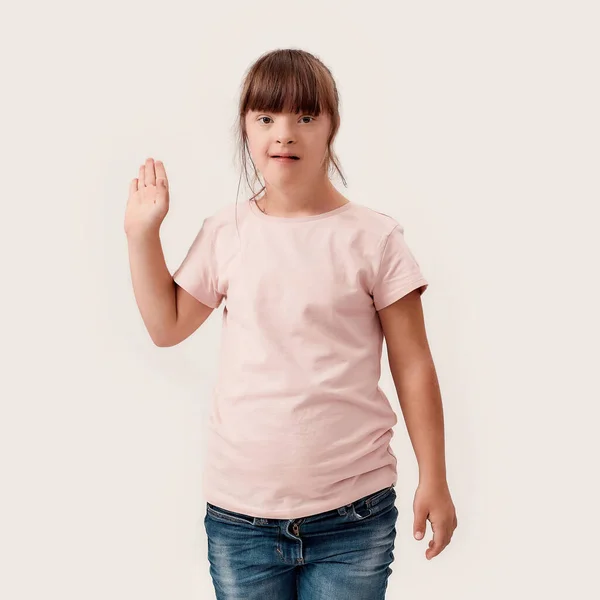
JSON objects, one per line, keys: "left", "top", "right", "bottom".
{"left": 124, "top": 158, "right": 170, "bottom": 237}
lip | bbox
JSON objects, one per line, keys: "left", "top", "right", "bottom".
{"left": 271, "top": 156, "right": 300, "bottom": 163}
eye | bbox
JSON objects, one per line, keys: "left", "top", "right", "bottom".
{"left": 257, "top": 115, "right": 315, "bottom": 124}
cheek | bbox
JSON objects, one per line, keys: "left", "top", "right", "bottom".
{"left": 247, "top": 140, "right": 269, "bottom": 160}
{"left": 246, "top": 145, "right": 264, "bottom": 167}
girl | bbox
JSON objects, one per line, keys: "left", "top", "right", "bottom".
{"left": 125, "top": 48, "right": 457, "bottom": 599}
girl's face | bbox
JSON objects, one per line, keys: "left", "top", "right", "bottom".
{"left": 244, "top": 109, "right": 331, "bottom": 185}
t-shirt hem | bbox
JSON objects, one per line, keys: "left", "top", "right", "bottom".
{"left": 173, "top": 274, "right": 222, "bottom": 309}
{"left": 205, "top": 478, "right": 398, "bottom": 520}
{"left": 374, "top": 277, "right": 429, "bottom": 311}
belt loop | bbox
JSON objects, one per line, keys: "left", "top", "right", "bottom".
{"left": 338, "top": 503, "right": 352, "bottom": 516}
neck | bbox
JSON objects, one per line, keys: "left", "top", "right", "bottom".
{"left": 256, "top": 177, "right": 348, "bottom": 218}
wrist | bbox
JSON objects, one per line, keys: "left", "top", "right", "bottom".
{"left": 418, "top": 469, "right": 448, "bottom": 488}
{"left": 126, "top": 225, "right": 161, "bottom": 243}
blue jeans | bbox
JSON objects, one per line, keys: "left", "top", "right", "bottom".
{"left": 204, "top": 485, "right": 397, "bottom": 599}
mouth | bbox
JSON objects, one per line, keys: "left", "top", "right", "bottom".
{"left": 270, "top": 155, "right": 300, "bottom": 161}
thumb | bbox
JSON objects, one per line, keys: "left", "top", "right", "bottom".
{"left": 157, "top": 178, "right": 169, "bottom": 199}
{"left": 413, "top": 508, "right": 428, "bottom": 540}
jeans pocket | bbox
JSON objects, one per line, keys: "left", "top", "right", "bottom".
{"left": 351, "top": 486, "right": 396, "bottom": 520}
{"left": 366, "top": 485, "right": 395, "bottom": 509}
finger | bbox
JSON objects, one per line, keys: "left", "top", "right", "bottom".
{"left": 145, "top": 157, "right": 156, "bottom": 186}
{"left": 138, "top": 165, "right": 145, "bottom": 188}
{"left": 413, "top": 510, "right": 427, "bottom": 540}
{"left": 426, "top": 526, "right": 449, "bottom": 560}
{"left": 129, "top": 178, "right": 138, "bottom": 198}
{"left": 155, "top": 160, "right": 168, "bottom": 189}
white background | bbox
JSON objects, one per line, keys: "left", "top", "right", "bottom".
{"left": 2, "top": 1, "right": 599, "bottom": 598}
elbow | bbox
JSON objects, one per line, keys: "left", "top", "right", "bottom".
{"left": 150, "top": 330, "right": 176, "bottom": 347}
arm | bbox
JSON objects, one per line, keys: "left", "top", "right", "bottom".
{"left": 378, "top": 289, "right": 457, "bottom": 559}
{"left": 378, "top": 289, "right": 446, "bottom": 483}
{"left": 127, "top": 229, "right": 213, "bottom": 347}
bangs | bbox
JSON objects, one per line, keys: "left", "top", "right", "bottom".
{"left": 241, "top": 50, "right": 335, "bottom": 117}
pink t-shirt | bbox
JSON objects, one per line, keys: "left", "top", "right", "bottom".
{"left": 173, "top": 198, "right": 428, "bottom": 519}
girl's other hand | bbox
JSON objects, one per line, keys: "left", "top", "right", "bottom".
{"left": 412, "top": 479, "right": 457, "bottom": 560}
{"left": 124, "top": 157, "right": 170, "bottom": 238}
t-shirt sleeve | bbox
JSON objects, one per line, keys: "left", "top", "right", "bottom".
{"left": 371, "top": 224, "right": 429, "bottom": 311}
{"left": 172, "top": 218, "right": 224, "bottom": 309}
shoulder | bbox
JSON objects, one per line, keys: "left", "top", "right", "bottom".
{"left": 206, "top": 200, "right": 250, "bottom": 224}
{"left": 201, "top": 200, "right": 252, "bottom": 234}
{"left": 344, "top": 202, "right": 405, "bottom": 242}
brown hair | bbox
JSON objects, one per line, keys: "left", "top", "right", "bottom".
{"left": 233, "top": 48, "right": 347, "bottom": 204}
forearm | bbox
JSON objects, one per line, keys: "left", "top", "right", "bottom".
{"left": 126, "top": 228, "right": 177, "bottom": 345}
{"left": 391, "top": 359, "right": 447, "bottom": 484}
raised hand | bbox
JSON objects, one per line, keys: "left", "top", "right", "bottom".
{"left": 124, "top": 157, "right": 170, "bottom": 238}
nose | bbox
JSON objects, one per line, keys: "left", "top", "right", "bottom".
{"left": 274, "top": 119, "right": 296, "bottom": 145}
{"left": 276, "top": 133, "right": 295, "bottom": 145}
